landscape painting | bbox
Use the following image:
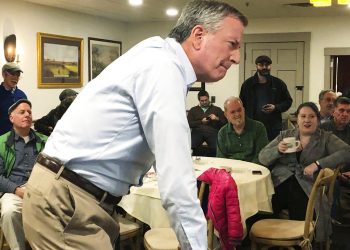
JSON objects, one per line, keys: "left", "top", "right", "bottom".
{"left": 88, "top": 37, "right": 122, "bottom": 81}
{"left": 37, "top": 33, "right": 83, "bottom": 88}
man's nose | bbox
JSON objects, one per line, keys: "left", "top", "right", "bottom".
{"left": 230, "top": 50, "right": 240, "bottom": 64}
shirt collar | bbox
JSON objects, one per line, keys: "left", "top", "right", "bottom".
{"left": 165, "top": 37, "right": 197, "bottom": 88}
{"left": 14, "top": 129, "right": 35, "bottom": 142}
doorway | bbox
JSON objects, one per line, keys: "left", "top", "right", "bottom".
{"left": 239, "top": 32, "right": 311, "bottom": 114}
{"left": 331, "top": 56, "right": 350, "bottom": 95}
{"left": 324, "top": 47, "right": 350, "bottom": 96}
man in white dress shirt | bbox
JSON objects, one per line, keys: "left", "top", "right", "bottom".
{"left": 22, "top": 1, "right": 247, "bottom": 249}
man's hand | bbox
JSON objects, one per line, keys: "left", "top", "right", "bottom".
{"left": 262, "top": 104, "right": 275, "bottom": 113}
{"left": 201, "top": 117, "right": 210, "bottom": 124}
{"left": 303, "top": 163, "right": 318, "bottom": 177}
{"left": 207, "top": 114, "right": 219, "bottom": 121}
{"left": 15, "top": 186, "right": 25, "bottom": 199}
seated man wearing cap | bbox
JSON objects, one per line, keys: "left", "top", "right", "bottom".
{"left": 34, "top": 89, "right": 77, "bottom": 136}
{"left": 0, "top": 99, "right": 47, "bottom": 250}
{"left": 239, "top": 55, "right": 292, "bottom": 141}
{"left": 0, "top": 63, "right": 27, "bottom": 136}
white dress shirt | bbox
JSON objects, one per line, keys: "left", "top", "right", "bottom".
{"left": 43, "top": 37, "right": 207, "bottom": 249}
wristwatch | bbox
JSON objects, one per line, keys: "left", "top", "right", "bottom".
{"left": 315, "top": 160, "right": 322, "bottom": 171}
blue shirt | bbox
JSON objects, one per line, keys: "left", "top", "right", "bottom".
{"left": 44, "top": 37, "right": 207, "bottom": 249}
{"left": 0, "top": 83, "right": 27, "bottom": 136}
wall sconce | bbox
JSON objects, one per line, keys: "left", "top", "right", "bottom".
{"left": 4, "top": 34, "right": 16, "bottom": 62}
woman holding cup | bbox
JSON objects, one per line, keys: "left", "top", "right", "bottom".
{"left": 259, "top": 102, "right": 350, "bottom": 220}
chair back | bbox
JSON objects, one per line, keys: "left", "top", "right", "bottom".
{"left": 303, "top": 168, "right": 335, "bottom": 239}
{"left": 197, "top": 181, "right": 215, "bottom": 250}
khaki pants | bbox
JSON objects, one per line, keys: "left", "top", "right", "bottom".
{"left": 22, "top": 163, "right": 120, "bottom": 250}
{"left": 0, "top": 194, "right": 26, "bottom": 250}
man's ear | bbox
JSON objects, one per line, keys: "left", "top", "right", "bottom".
{"left": 9, "top": 114, "right": 14, "bottom": 123}
{"left": 191, "top": 25, "right": 206, "bottom": 50}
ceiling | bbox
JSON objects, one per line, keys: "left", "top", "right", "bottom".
{"left": 22, "top": 0, "right": 350, "bottom": 23}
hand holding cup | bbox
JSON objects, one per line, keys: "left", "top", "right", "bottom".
{"left": 278, "top": 137, "right": 301, "bottom": 153}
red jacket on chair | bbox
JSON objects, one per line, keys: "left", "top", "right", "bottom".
{"left": 198, "top": 168, "right": 243, "bottom": 250}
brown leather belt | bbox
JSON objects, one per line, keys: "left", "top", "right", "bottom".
{"left": 36, "top": 153, "right": 121, "bottom": 206}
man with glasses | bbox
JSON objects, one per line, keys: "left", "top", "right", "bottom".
{"left": 319, "top": 89, "right": 337, "bottom": 124}
{"left": 0, "top": 63, "right": 26, "bottom": 136}
{"left": 240, "top": 55, "right": 292, "bottom": 141}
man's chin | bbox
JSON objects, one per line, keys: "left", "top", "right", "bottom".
{"left": 198, "top": 70, "right": 227, "bottom": 83}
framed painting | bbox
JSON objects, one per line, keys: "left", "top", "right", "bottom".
{"left": 37, "top": 32, "right": 83, "bottom": 88}
{"left": 189, "top": 81, "right": 206, "bottom": 91}
{"left": 88, "top": 37, "right": 122, "bottom": 81}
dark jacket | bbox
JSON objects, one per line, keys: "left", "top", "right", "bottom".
{"left": 239, "top": 73, "right": 292, "bottom": 140}
{"left": 0, "top": 84, "right": 27, "bottom": 136}
{"left": 187, "top": 104, "right": 226, "bottom": 132}
{"left": 34, "top": 96, "right": 75, "bottom": 136}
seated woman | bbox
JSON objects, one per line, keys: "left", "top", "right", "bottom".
{"left": 259, "top": 102, "right": 350, "bottom": 220}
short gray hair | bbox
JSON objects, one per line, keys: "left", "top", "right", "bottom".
{"left": 223, "top": 96, "right": 242, "bottom": 111}
{"left": 318, "top": 89, "right": 335, "bottom": 101}
{"left": 169, "top": 0, "right": 248, "bottom": 43}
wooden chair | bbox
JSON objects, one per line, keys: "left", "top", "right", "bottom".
{"left": 143, "top": 181, "right": 215, "bottom": 250}
{"left": 250, "top": 168, "right": 335, "bottom": 250}
{"left": 0, "top": 229, "right": 5, "bottom": 250}
{"left": 118, "top": 213, "right": 142, "bottom": 250}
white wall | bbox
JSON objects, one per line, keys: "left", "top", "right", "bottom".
{"left": 127, "top": 16, "right": 350, "bottom": 110}
{"left": 2, "top": 0, "right": 350, "bottom": 117}
{"left": 0, "top": 0, "right": 127, "bottom": 118}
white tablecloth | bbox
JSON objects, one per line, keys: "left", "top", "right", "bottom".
{"left": 118, "top": 157, "right": 275, "bottom": 235}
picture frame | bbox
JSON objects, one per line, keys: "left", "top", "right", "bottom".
{"left": 189, "top": 82, "right": 206, "bottom": 91}
{"left": 37, "top": 32, "right": 83, "bottom": 88}
{"left": 88, "top": 37, "right": 122, "bottom": 81}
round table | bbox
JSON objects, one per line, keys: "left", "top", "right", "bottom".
{"left": 118, "top": 157, "right": 275, "bottom": 235}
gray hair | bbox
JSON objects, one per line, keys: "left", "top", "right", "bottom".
{"left": 318, "top": 89, "right": 335, "bottom": 101}
{"left": 168, "top": 0, "right": 248, "bottom": 43}
{"left": 223, "top": 96, "right": 243, "bottom": 111}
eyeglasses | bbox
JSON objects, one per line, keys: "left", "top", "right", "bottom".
{"left": 6, "top": 71, "right": 21, "bottom": 77}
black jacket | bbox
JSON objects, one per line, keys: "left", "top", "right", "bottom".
{"left": 239, "top": 73, "right": 292, "bottom": 140}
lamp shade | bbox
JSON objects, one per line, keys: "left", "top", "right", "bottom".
{"left": 310, "top": 0, "right": 331, "bottom": 6}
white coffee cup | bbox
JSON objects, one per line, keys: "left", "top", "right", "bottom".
{"left": 283, "top": 137, "right": 301, "bottom": 153}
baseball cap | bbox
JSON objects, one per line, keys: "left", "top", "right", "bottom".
{"left": 255, "top": 55, "right": 272, "bottom": 65}
{"left": 8, "top": 99, "right": 31, "bottom": 115}
{"left": 59, "top": 89, "right": 78, "bottom": 101}
{"left": 2, "top": 62, "right": 23, "bottom": 73}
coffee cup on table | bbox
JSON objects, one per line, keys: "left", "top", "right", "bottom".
{"left": 283, "top": 137, "right": 301, "bottom": 153}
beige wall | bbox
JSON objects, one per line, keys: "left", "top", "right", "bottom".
{"left": 2, "top": 0, "right": 350, "bottom": 117}
{"left": 127, "top": 16, "right": 350, "bottom": 110}
{"left": 0, "top": 0, "right": 127, "bottom": 118}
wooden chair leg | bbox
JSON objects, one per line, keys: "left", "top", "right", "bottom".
{"left": 251, "top": 241, "right": 258, "bottom": 250}
{"left": 0, "top": 230, "right": 4, "bottom": 250}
